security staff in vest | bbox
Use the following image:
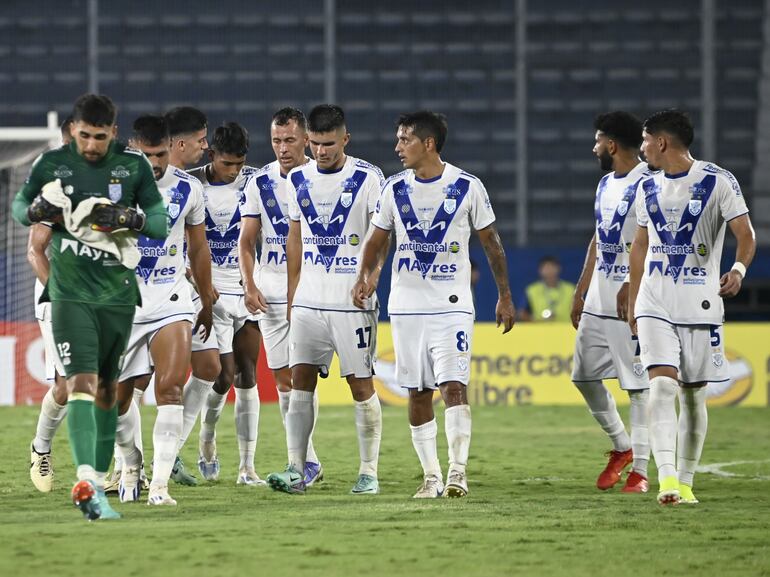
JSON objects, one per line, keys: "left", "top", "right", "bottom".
{"left": 518, "top": 256, "right": 576, "bottom": 322}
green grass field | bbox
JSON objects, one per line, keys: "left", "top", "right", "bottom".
{"left": 1, "top": 404, "right": 768, "bottom": 577}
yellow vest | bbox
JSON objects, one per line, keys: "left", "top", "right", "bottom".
{"left": 525, "top": 281, "right": 575, "bottom": 322}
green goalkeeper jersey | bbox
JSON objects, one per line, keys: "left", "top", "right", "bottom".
{"left": 12, "top": 140, "right": 167, "bottom": 306}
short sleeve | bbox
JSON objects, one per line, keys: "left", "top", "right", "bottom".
{"left": 717, "top": 171, "right": 749, "bottom": 222}
{"left": 365, "top": 172, "right": 380, "bottom": 214}
{"left": 135, "top": 156, "right": 164, "bottom": 210}
{"left": 371, "top": 182, "right": 395, "bottom": 231}
{"left": 241, "top": 174, "right": 262, "bottom": 218}
{"left": 286, "top": 174, "right": 301, "bottom": 221}
{"left": 469, "top": 179, "right": 495, "bottom": 231}
{"left": 185, "top": 180, "right": 206, "bottom": 226}
{"left": 635, "top": 181, "right": 649, "bottom": 227}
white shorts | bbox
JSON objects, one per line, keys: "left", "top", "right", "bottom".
{"left": 391, "top": 312, "right": 473, "bottom": 391}
{"left": 636, "top": 316, "right": 730, "bottom": 384}
{"left": 572, "top": 313, "right": 648, "bottom": 390}
{"left": 119, "top": 314, "right": 194, "bottom": 382}
{"left": 37, "top": 303, "right": 61, "bottom": 381}
{"left": 289, "top": 306, "right": 377, "bottom": 379}
{"left": 260, "top": 303, "right": 289, "bottom": 370}
{"left": 208, "top": 293, "right": 251, "bottom": 355}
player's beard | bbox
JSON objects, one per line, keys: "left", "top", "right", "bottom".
{"left": 598, "top": 150, "right": 613, "bottom": 172}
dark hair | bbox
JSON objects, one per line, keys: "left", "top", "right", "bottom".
{"left": 132, "top": 115, "right": 170, "bottom": 147}
{"left": 594, "top": 111, "right": 642, "bottom": 149}
{"left": 397, "top": 110, "right": 448, "bottom": 153}
{"left": 210, "top": 122, "right": 249, "bottom": 156}
{"left": 307, "top": 104, "right": 345, "bottom": 133}
{"left": 60, "top": 115, "right": 74, "bottom": 136}
{"left": 539, "top": 255, "right": 560, "bottom": 267}
{"left": 643, "top": 109, "right": 694, "bottom": 148}
{"left": 273, "top": 107, "right": 306, "bottom": 131}
{"left": 165, "top": 106, "right": 208, "bottom": 138}
{"left": 72, "top": 94, "right": 116, "bottom": 127}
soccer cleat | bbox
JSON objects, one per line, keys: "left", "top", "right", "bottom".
{"left": 198, "top": 438, "right": 220, "bottom": 481}
{"left": 596, "top": 449, "right": 633, "bottom": 490}
{"left": 147, "top": 485, "right": 178, "bottom": 506}
{"left": 236, "top": 468, "right": 268, "bottom": 486}
{"left": 170, "top": 456, "right": 198, "bottom": 486}
{"left": 621, "top": 471, "right": 649, "bottom": 493}
{"left": 140, "top": 465, "right": 150, "bottom": 491}
{"left": 657, "top": 475, "right": 681, "bottom": 505}
{"left": 30, "top": 442, "right": 54, "bottom": 492}
{"left": 96, "top": 489, "right": 122, "bottom": 519}
{"left": 119, "top": 467, "right": 141, "bottom": 503}
{"left": 71, "top": 480, "right": 101, "bottom": 521}
{"left": 267, "top": 466, "right": 306, "bottom": 494}
{"left": 444, "top": 470, "right": 469, "bottom": 498}
{"left": 304, "top": 461, "right": 324, "bottom": 487}
{"left": 413, "top": 474, "right": 444, "bottom": 499}
{"left": 678, "top": 484, "right": 699, "bottom": 504}
{"left": 350, "top": 474, "right": 379, "bottom": 495}
{"left": 104, "top": 468, "right": 121, "bottom": 494}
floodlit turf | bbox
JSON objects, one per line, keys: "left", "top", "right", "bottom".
{"left": 1, "top": 404, "right": 768, "bottom": 577}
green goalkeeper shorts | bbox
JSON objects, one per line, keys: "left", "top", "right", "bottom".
{"left": 51, "top": 300, "right": 135, "bottom": 382}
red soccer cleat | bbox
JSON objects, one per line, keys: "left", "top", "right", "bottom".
{"left": 71, "top": 479, "right": 101, "bottom": 520}
{"left": 621, "top": 471, "right": 649, "bottom": 493}
{"left": 596, "top": 449, "right": 633, "bottom": 490}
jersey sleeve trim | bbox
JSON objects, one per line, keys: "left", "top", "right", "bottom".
{"left": 725, "top": 209, "right": 749, "bottom": 222}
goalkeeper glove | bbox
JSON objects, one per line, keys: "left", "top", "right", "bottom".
{"left": 28, "top": 179, "right": 65, "bottom": 223}
{"left": 90, "top": 203, "right": 145, "bottom": 233}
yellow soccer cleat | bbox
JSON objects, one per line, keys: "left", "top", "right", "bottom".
{"left": 679, "top": 484, "right": 699, "bottom": 504}
{"left": 657, "top": 475, "right": 680, "bottom": 505}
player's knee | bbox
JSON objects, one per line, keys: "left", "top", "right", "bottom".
{"left": 192, "top": 352, "right": 221, "bottom": 382}
{"left": 440, "top": 382, "right": 467, "bottom": 407}
{"left": 347, "top": 376, "right": 374, "bottom": 401}
{"left": 95, "top": 383, "right": 117, "bottom": 409}
{"left": 275, "top": 369, "right": 292, "bottom": 393}
{"left": 52, "top": 375, "right": 69, "bottom": 405}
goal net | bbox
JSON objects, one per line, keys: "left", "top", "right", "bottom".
{"left": 0, "top": 113, "right": 62, "bottom": 405}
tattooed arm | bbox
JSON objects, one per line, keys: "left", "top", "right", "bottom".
{"left": 477, "top": 224, "right": 515, "bottom": 333}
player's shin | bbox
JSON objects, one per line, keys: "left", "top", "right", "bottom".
{"left": 115, "top": 404, "right": 142, "bottom": 469}
{"left": 200, "top": 390, "right": 227, "bottom": 444}
{"left": 574, "top": 381, "right": 631, "bottom": 452}
{"left": 33, "top": 388, "right": 67, "bottom": 453}
{"left": 234, "top": 387, "right": 260, "bottom": 471}
{"left": 151, "top": 405, "right": 184, "bottom": 489}
{"left": 648, "top": 376, "right": 679, "bottom": 483}
{"left": 628, "top": 389, "right": 650, "bottom": 476}
{"left": 410, "top": 419, "right": 442, "bottom": 478}
{"left": 67, "top": 393, "right": 97, "bottom": 482}
{"left": 306, "top": 390, "right": 320, "bottom": 465}
{"left": 445, "top": 404, "right": 471, "bottom": 475}
{"left": 132, "top": 388, "right": 145, "bottom": 457}
{"left": 94, "top": 403, "right": 118, "bottom": 490}
{"left": 677, "top": 386, "right": 708, "bottom": 488}
{"left": 354, "top": 393, "right": 382, "bottom": 477}
{"left": 178, "top": 375, "right": 214, "bottom": 450}
{"left": 286, "top": 389, "right": 314, "bottom": 472}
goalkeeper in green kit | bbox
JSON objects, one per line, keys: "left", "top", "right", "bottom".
{"left": 12, "top": 94, "right": 168, "bottom": 520}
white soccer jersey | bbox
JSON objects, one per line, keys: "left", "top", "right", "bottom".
{"left": 584, "top": 162, "right": 649, "bottom": 318}
{"left": 372, "top": 163, "right": 496, "bottom": 315}
{"left": 287, "top": 155, "right": 383, "bottom": 311}
{"left": 242, "top": 161, "right": 291, "bottom": 304}
{"left": 190, "top": 165, "right": 257, "bottom": 295}
{"left": 134, "top": 165, "right": 205, "bottom": 323}
{"left": 635, "top": 160, "right": 748, "bottom": 325}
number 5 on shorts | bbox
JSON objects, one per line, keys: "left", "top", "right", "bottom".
{"left": 355, "top": 326, "right": 372, "bottom": 349}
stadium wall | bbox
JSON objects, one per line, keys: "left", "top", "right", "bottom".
{"left": 2, "top": 321, "right": 767, "bottom": 408}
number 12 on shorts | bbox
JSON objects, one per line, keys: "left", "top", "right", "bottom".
{"left": 355, "top": 326, "right": 372, "bottom": 349}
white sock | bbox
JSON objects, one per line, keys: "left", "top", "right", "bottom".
{"left": 278, "top": 390, "right": 291, "bottom": 424}
{"left": 410, "top": 419, "right": 442, "bottom": 478}
{"left": 445, "top": 404, "right": 472, "bottom": 474}
{"left": 132, "top": 388, "right": 145, "bottom": 457}
{"left": 77, "top": 464, "right": 96, "bottom": 483}
{"left": 648, "top": 376, "right": 679, "bottom": 483}
{"left": 355, "top": 393, "right": 382, "bottom": 477}
{"left": 306, "top": 390, "right": 320, "bottom": 465}
{"left": 628, "top": 389, "right": 650, "bottom": 476}
{"left": 235, "top": 387, "right": 260, "bottom": 470}
{"left": 677, "top": 386, "right": 708, "bottom": 487}
{"left": 32, "top": 388, "right": 67, "bottom": 453}
{"left": 151, "top": 405, "right": 183, "bottom": 489}
{"left": 179, "top": 375, "right": 214, "bottom": 451}
{"left": 115, "top": 409, "right": 142, "bottom": 469}
{"left": 574, "top": 380, "right": 631, "bottom": 452}
{"left": 199, "top": 391, "right": 227, "bottom": 444}
{"left": 286, "top": 389, "right": 314, "bottom": 472}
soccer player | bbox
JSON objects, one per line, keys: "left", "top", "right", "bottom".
{"left": 190, "top": 122, "right": 265, "bottom": 485}
{"left": 354, "top": 111, "right": 515, "bottom": 498}
{"left": 112, "top": 115, "right": 214, "bottom": 506}
{"left": 266, "top": 104, "right": 384, "bottom": 495}
{"left": 12, "top": 94, "right": 168, "bottom": 520}
{"left": 570, "top": 111, "right": 651, "bottom": 493}
{"left": 166, "top": 106, "right": 209, "bottom": 168}
{"left": 239, "top": 107, "right": 324, "bottom": 485}
{"left": 628, "top": 109, "right": 755, "bottom": 505}
{"left": 28, "top": 117, "right": 73, "bottom": 492}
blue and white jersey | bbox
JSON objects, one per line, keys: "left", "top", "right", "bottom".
{"left": 584, "top": 162, "right": 649, "bottom": 318}
{"left": 134, "top": 164, "right": 205, "bottom": 323}
{"left": 287, "top": 155, "right": 383, "bottom": 311}
{"left": 242, "top": 160, "right": 295, "bottom": 304}
{"left": 372, "top": 162, "right": 495, "bottom": 316}
{"left": 635, "top": 160, "right": 748, "bottom": 325}
{"left": 190, "top": 165, "right": 257, "bottom": 295}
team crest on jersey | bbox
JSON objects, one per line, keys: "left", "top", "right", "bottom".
{"left": 168, "top": 202, "right": 180, "bottom": 219}
{"left": 443, "top": 198, "right": 457, "bottom": 214}
{"left": 108, "top": 183, "right": 122, "bottom": 202}
{"left": 688, "top": 199, "right": 702, "bottom": 216}
{"left": 54, "top": 165, "right": 73, "bottom": 178}
{"left": 617, "top": 200, "right": 628, "bottom": 216}
{"left": 340, "top": 191, "right": 353, "bottom": 208}
{"left": 111, "top": 165, "right": 130, "bottom": 178}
